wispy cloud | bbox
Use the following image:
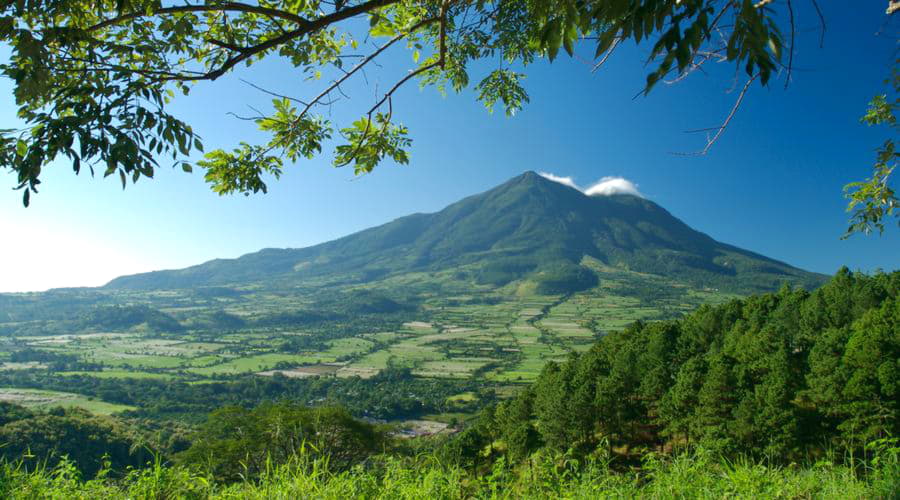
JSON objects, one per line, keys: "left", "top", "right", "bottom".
{"left": 584, "top": 177, "right": 643, "bottom": 197}
{"left": 538, "top": 172, "right": 644, "bottom": 198}
{"left": 537, "top": 172, "right": 579, "bottom": 190}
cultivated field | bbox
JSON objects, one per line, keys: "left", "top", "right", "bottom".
{"left": 0, "top": 266, "right": 736, "bottom": 417}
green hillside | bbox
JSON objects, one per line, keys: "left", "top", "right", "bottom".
{"left": 0, "top": 172, "right": 830, "bottom": 416}
{"left": 105, "top": 172, "right": 825, "bottom": 293}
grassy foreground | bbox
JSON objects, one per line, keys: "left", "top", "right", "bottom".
{"left": 2, "top": 446, "right": 897, "bottom": 499}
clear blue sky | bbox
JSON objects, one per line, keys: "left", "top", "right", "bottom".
{"left": 1, "top": 3, "right": 898, "bottom": 292}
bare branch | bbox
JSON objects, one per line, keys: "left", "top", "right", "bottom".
{"left": 810, "top": 0, "right": 827, "bottom": 47}
{"left": 136, "top": 0, "right": 402, "bottom": 83}
{"left": 664, "top": 47, "right": 726, "bottom": 84}
{"left": 207, "top": 38, "right": 249, "bottom": 53}
{"left": 888, "top": 0, "right": 900, "bottom": 15}
{"left": 591, "top": 37, "right": 621, "bottom": 73}
{"left": 239, "top": 78, "right": 309, "bottom": 106}
{"left": 785, "top": 0, "right": 795, "bottom": 89}
{"left": 672, "top": 74, "right": 758, "bottom": 156}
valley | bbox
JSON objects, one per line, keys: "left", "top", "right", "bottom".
{"left": 0, "top": 263, "right": 736, "bottom": 419}
{"left": 0, "top": 173, "right": 818, "bottom": 425}
{"left": 0, "top": 173, "right": 894, "bottom": 499}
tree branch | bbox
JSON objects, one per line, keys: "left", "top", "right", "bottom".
{"left": 89, "top": 2, "right": 311, "bottom": 32}
{"left": 155, "top": 0, "right": 402, "bottom": 83}
{"left": 591, "top": 37, "right": 621, "bottom": 73}
{"left": 785, "top": 0, "right": 795, "bottom": 89}
{"left": 810, "top": 0, "right": 826, "bottom": 47}
{"left": 297, "top": 16, "right": 439, "bottom": 120}
{"left": 333, "top": 0, "right": 452, "bottom": 168}
{"left": 673, "top": 74, "right": 758, "bottom": 156}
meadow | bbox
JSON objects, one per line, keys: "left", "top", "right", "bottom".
{"left": 0, "top": 387, "right": 134, "bottom": 415}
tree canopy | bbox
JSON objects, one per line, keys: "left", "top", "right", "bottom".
{"left": 0, "top": 0, "right": 895, "bottom": 234}
{"left": 450, "top": 268, "right": 900, "bottom": 466}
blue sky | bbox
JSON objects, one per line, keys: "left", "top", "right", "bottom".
{"left": 1, "top": 3, "right": 898, "bottom": 292}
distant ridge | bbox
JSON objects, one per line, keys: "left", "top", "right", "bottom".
{"left": 106, "top": 171, "right": 826, "bottom": 293}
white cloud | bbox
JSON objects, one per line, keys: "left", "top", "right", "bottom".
{"left": 538, "top": 172, "right": 579, "bottom": 190}
{"left": 584, "top": 177, "right": 643, "bottom": 197}
{"left": 538, "top": 172, "right": 643, "bottom": 198}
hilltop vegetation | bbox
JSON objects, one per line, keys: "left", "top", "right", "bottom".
{"left": 452, "top": 268, "right": 898, "bottom": 466}
{"left": 0, "top": 269, "right": 897, "bottom": 499}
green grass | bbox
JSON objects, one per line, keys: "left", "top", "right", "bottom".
{"left": 446, "top": 392, "right": 478, "bottom": 403}
{"left": 1, "top": 447, "right": 895, "bottom": 499}
{"left": 58, "top": 370, "right": 174, "bottom": 380}
{"left": 0, "top": 388, "right": 134, "bottom": 415}
{"left": 413, "top": 359, "right": 493, "bottom": 379}
{"left": 188, "top": 353, "right": 323, "bottom": 376}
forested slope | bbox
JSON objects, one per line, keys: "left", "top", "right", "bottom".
{"left": 453, "top": 268, "right": 898, "bottom": 463}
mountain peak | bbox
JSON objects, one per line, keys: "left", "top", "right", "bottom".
{"left": 106, "top": 172, "right": 826, "bottom": 293}
{"left": 516, "top": 171, "right": 645, "bottom": 200}
{"left": 518, "top": 170, "right": 544, "bottom": 181}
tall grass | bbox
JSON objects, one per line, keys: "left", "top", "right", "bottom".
{"left": 1, "top": 443, "right": 897, "bottom": 499}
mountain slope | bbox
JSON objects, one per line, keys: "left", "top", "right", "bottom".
{"left": 106, "top": 172, "right": 826, "bottom": 293}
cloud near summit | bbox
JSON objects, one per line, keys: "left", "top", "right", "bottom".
{"left": 536, "top": 172, "right": 578, "bottom": 190}
{"left": 538, "top": 172, "right": 643, "bottom": 198}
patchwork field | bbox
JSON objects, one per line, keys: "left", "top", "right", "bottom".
{"left": 1, "top": 288, "right": 732, "bottom": 383}
{"left": 0, "top": 265, "right": 738, "bottom": 423}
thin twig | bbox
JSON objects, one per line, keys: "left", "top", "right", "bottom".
{"left": 672, "top": 74, "right": 758, "bottom": 156}
{"left": 810, "top": 0, "right": 826, "bottom": 48}
{"left": 785, "top": 0, "right": 795, "bottom": 89}
{"left": 591, "top": 37, "right": 621, "bottom": 73}
{"left": 334, "top": 0, "right": 452, "bottom": 168}
{"left": 297, "top": 16, "right": 439, "bottom": 121}
{"left": 240, "top": 78, "right": 309, "bottom": 105}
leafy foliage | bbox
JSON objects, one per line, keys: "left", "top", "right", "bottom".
{"left": 0, "top": 406, "right": 151, "bottom": 477}
{"left": 80, "top": 304, "right": 183, "bottom": 332}
{"left": 0, "top": 365, "right": 491, "bottom": 422}
{"left": 0, "top": 0, "right": 803, "bottom": 203}
{"left": 845, "top": 62, "right": 899, "bottom": 237}
{"left": 178, "top": 403, "right": 386, "bottom": 482}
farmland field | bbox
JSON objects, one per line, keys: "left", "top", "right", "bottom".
{"left": 0, "top": 388, "right": 135, "bottom": 415}
{"left": 0, "top": 264, "right": 737, "bottom": 421}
